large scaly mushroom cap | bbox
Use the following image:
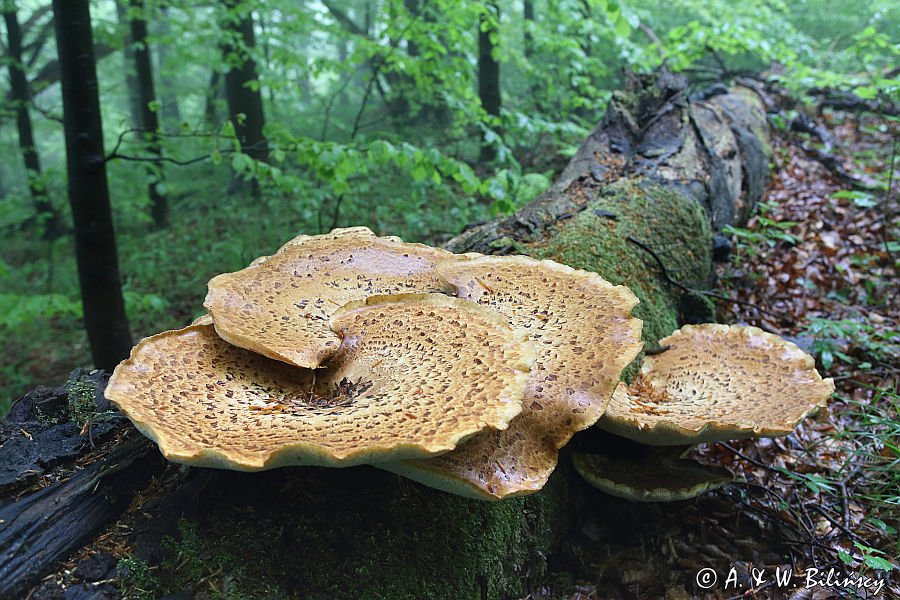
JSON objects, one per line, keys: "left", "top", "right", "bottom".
{"left": 382, "top": 256, "right": 643, "bottom": 500}
{"left": 598, "top": 324, "right": 835, "bottom": 445}
{"left": 573, "top": 450, "right": 733, "bottom": 502}
{"left": 105, "top": 294, "right": 533, "bottom": 470}
{"left": 204, "top": 227, "right": 456, "bottom": 369}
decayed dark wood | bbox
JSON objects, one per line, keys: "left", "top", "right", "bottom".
{"left": 448, "top": 72, "right": 769, "bottom": 253}
{"left": 0, "top": 369, "right": 164, "bottom": 598}
{"left": 0, "top": 432, "right": 157, "bottom": 599}
{"left": 0, "top": 420, "right": 118, "bottom": 494}
{"left": 0, "top": 380, "right": 122, "bottom": 499}
{"left": 809, "top": 86, "right": 898, "bottom": 117}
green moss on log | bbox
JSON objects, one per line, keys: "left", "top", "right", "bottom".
{"left": 528, "top": 178, "right": 713, "bottom": 345}
{"left": 152, "top": 464, "right": 573, "bottom": 599}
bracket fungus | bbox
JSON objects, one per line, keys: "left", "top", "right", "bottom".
{"left": 573, "top": 449, "right": 733, "bottom": 502}
{"left": 382, "top": 256, "right": 643, "bottom": 500}
{"left": 105, "top": 294, "right": 533, "bottom": 470}
{"left": 204, "top": 227, "right": 457, "bottom": 369}
{"left": 106, "top": 228, "right": 835, "bottom": 506}
{"left": 598, "top": 324, "right": 835, "bottom": 446}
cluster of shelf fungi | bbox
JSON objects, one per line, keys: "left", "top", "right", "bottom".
{"left": 106, "top": 226, "right": 834, "bottom": 502}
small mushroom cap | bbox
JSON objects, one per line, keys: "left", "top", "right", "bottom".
{"left": 204, "top": 227, "right": 456, "bottom": 369}
{"left": 598, "top": 324, "right": 835, "bottom": 445}
{"left": 383, "top": 255, "right": 643, "bottom": 500}
{"left": 573, "top": 450, "right": 733, "bottom": 502}
{"left": 106, "top": 295, "right": 533, "bottom": 470}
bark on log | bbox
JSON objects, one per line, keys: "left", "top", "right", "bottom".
{"left": 0, "top": 370, "right": 163, "bottom": 600}
{"left": 1, "top": 73, "right": 771, "bottom": 600}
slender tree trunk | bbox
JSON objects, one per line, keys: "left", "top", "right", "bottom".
{"left": 205, "top": 68, "right": 223, "bottom": 125}
{"left": 3, "top": 2, "right": 62, "bottom": 238}
{"left": 221, "top": 0, "right": 269, "bottom": 187}
{"left": 478, "top": 2, "right": 501, "bottom": 162}
{"left": 523, "top": 0, "right": 534, "bottom": 59}
{"left": 256, "top": 12, "right": 275, "bottom": 109}
{"left": 404, "top": 0, "right": 420, "bottom": 57}
{"left": 114, "top": 0, "right": 142, "bottom": 128}
{"left": 336, "top": 30, "right": 350, "bottom": 109}
{"left": 52, "top": 0, "right": 133, "bottom": 370}
{"left": 129, "top": 0, "right": 168, "bottom": 228}
{"left": 155, "top": 5, "right": 182, "bottom": 131}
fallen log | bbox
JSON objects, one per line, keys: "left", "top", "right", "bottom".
{"left": 2, "top": 71, "right": 771, "bottom": 599}
{"left": 0, "top": 434, "right": 156, "bottom": 599}
{"left": 808, "top": 86, "right": 899, "bottom": 118}
{"left": 0, "top": 370, "right": 163, "bottom": 600}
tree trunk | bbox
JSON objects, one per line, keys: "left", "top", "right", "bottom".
{"left": 478, "top": 2, "right": 501, "bottom": 162}
{"left": 2, "top": 73, "right": 770, "bottom": 599}
{"left": 129, "top": 0, "right": 168, "bottom": 228}
{"left": 221, "top": 0, "right": 269, "bottom": 172}
{"left": 523, "top": 0, "right": 534, "bottom": 59}
{"left": 204, "top": 67, "right": 223, "bottom": 125}
{"left": 3, "top": 1, "right": 62, "bottom": 239}
{"left": 256, "top": 11, "right": 276, "bottom": 108}
{"left": 155, "top": 5, "right": 182, "bottom": 131}
{"left": 404, "top": 0, "right": 420, "bottom": 57}
{"left": 114, "top": 0, "right": 143, "bottom": 128}
{"left": 52, "top": 0, "right": 133, "bottom": 371}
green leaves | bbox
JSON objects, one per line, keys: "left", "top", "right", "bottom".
{"left": 838, "top": 542, "right": 898, "bottom": 573}
{"left": 833, "top": 190, "right": 879, "bottom": 209}
{"left": 0, "top": 293, "right": 82, "bottom": 329}
{"left": 803, "top": 317, "right": 899, "bottom": 371}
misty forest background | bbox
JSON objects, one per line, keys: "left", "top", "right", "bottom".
{"left": 0, "top": 0, "right": 897, "bottom": 413}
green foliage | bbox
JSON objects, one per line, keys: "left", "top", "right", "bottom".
{"left": 486, "top": 169, "right": 552, "bottom": 215}
{"left": 0, "top": 293, "right": 82, "bottom": 329}
{"left": 116, "top": 556, "right": 162, "bottom": 600}
{"left": 803, "top": 317, "right": 899, "bottom": 370}
{"left": 832, "top": 189, "right": 881, "bottom": 209}
{"left": 836, "top": 385, "right": 900, "bottom": 510}
{"left": 0, "top": 291, "right": 167, "bottom": 331}
{"left": 838, "top": 542, "right": 898, "bottom": 573}
{"left": 722, "top": 202, "right": 801, "bottom": 259}
{"left": 633, "top": 0, "right": 899, "bottom": 96}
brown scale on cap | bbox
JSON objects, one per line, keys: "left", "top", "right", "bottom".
{"left": 573, "top": 450, "right": 733, "bottom": 502}
{"left": 598, "top": 324, "right": 835, "bottom": 445}
{"left": 382, "top": 256, "right": 643, "bottom": 500}
{"left": 105, "top": 295, "right": 533, "bottom": 470}
{"left": 204, "top": 227, "right": 456, "bottom": 369}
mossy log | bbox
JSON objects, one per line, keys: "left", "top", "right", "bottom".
{"left": 2, "top": 72, "right": 770, "bottom": 600}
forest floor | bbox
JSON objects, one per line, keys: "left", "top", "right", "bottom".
{"left": 527, "top": 113, "right": 899, "bottom": 598}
